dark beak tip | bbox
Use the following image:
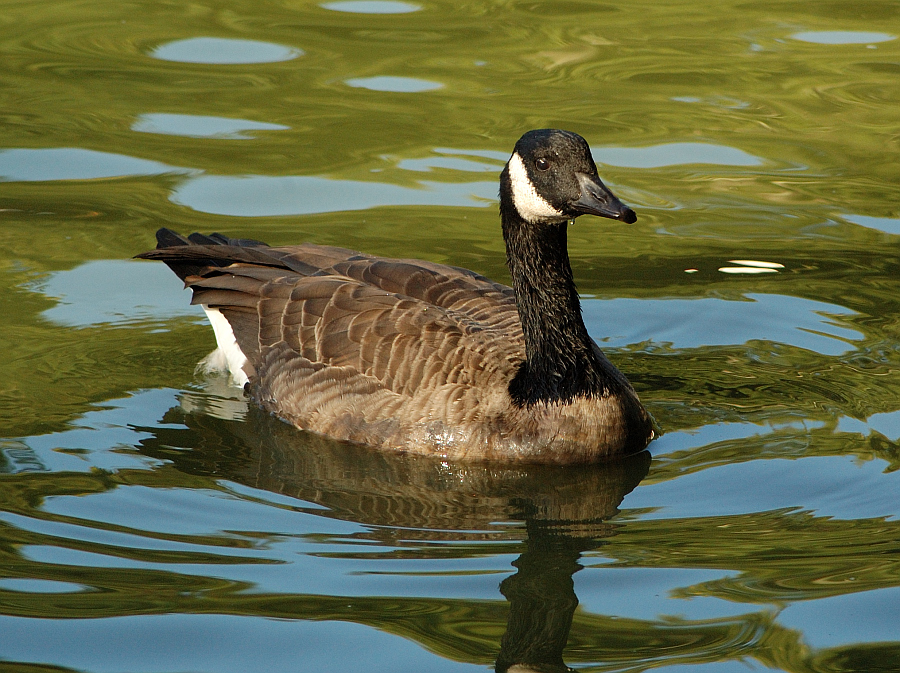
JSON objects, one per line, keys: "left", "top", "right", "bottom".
{"left": 621, "top": 208, "right": 637, "bottom": 224}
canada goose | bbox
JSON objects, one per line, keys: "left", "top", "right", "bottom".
{"left": 138, "top": 129, "right": 655, "bottom": 464}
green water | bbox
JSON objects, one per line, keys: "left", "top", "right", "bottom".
{"left": 1, "top": 0, "right": 899, "bottom": 671}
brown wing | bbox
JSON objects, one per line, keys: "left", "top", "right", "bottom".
{"left": 138, "top": 229, "right": 524, "bottom": 403}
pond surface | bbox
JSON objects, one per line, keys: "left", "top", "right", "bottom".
{"left": 2, "top": 1, "right": 900, "bottom": 671}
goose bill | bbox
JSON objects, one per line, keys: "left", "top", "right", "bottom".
{"left": 573, "top": 172, "right": 637, "bottom": 224}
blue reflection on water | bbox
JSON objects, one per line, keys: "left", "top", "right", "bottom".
{"left": 838, "top": 410, "right": 900, "bottom": 442}
{"left": 583, "top": 293, "right": 861, "bottom": 356}
{"left": 779, "top": 585, "right": 900, "bottom": 648}
{"left": 0, "top": 578, "right": 86, "bottom": 593}
{"left": 0, "top": 389, "right": 180, "bottom": 474}
{"left": 843, "top": 214, "right": 900, "bottom": 235}
{"left": 0, "top": 615, "right": 477, "bottom": 673}
{"left": 172, "top": 175, "right": 496, "bottom": 216}
{"left": 397, "top": 156, "right": 502, "bottom": 172}
{"left": 574, "top": 567, "right": 748, "bottom": 621}
{"left": 0, "top": 148, "right": 190, "bottom": 181}
{"left": 345, "top": 76, "right": 443, "bottom": 92}
{"left": 624, "top": 454, "right": 899, "bottom": 521}
{"left": 322, "top": 1, "right": 421, "bottom": 13}
{"left": 593, "top": 142, "right": 763, "bottom": 168}
{"left": 32, "top": 260, "right": 201, "bottom": 328}
{"left": 791, "top": 31, "right": 895, "bottom": 45}
{"left": 133, "top": 114, "right": 289, "bottom": 139}
{"left": 150, "top": 37, "right": 303, "bottom": 64}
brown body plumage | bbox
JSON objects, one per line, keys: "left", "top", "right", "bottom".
{"left": 138, "top": 129, "right": 655, "bottom": 463}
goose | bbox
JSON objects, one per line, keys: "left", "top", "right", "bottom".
{"left": 138, "top": 129, "right": 655, "bottom": 464}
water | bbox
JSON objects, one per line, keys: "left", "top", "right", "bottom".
{"left": 1, "top": 0, "right": 899, "bottom": 671}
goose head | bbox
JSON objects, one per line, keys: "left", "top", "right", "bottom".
{"left": 501, "top": 129, "right": 636, "bottom": 226}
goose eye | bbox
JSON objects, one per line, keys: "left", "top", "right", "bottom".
{"left": 535, "top": 157, "right": 550, "bottom": 171}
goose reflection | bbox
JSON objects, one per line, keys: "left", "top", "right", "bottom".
{"left": 495, "top": 518, "right": 584, "bottom": 673}
{"left": 141, "top": 396, "right": 650, "bottom": 671}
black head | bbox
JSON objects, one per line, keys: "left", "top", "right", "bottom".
{"left": 502, "top": 129, "right": 637, "bottom": 225}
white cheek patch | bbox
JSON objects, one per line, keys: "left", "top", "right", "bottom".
{"left": 201, "top": 305, "right": 250, "bottom": 387}
{"left": 507, "top": 152, "right": 565, "bottom": 223}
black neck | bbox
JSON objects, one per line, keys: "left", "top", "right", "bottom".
{"left": 500, "top": 180, "right": 612, "bottom": 406}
